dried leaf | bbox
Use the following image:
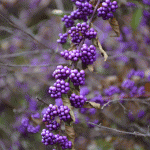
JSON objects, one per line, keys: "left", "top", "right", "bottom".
{"left": 92, "top": 37, "right": 108, "bottom": 61}
{"left": 65, "top": 124, "right": 76, "bottom": 150}
{"left": 88, "top": 65, "right": 94, "bottom": 72}
{"left": 83, "top": 101, "right": 101, "bottom": 109}
{"left": 109, "top": 17, "right": 120, "bottom": 37}
{"left": 68, "top": 43, "right": 76, "bottom": 51}
{"left": 31, "top": 118, "right": 43, "bottom": 125}
{"left": 62, "top": 95, "right": 75, "bottom": 122}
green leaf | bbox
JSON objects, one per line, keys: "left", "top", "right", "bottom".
{"left": 131, "top": 8, "right": 142, "bottom": 30}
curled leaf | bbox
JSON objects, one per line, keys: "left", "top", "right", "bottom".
{"left": 92, "top": 37, "right": 108, "bottom": 61}
{"left": 65, "top": 124, "right": 76, "bottom": 150}
{"left": 83, "top": 101, "right": 101, "bottom": 109}
{"left": 109, "top": 17, "right": 120, "bottom": 37}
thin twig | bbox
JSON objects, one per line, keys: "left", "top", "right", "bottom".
{"left": 36, "top": 97, "right": 49, "bottom": 106}
{"left": 0, "top": 13, "right": 54, "bottom": 51}
{"left": 101, "top": 98, "right": 150, "bottom": 109}
{"left": 88, "top": 0, "right": 101, "bottom": 24}
{"left": 0, "top": 63, "right": 67, "bottom": 67}
{"left": 0, "top": 49, "right": 55, "bottom": 59}
{"left": 88, "top": 122, "right": 150, "bottom": 137}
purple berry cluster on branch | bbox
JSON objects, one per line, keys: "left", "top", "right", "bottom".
{"left": 52, "top": 65, "right": 71, "bottom": 80}
{"left": 41, "top": 129, "right": 72, "bottom": 148}
{"left": 97, "top": 0, "right": 118, "bottom": 20}
{"left": 81, "top": 44, "right": 97, "bottom": 65}
{"left": 42, "top": 104, "right": 72, "bottom": 149}
{"left": 58, "top": 105, "right": 71, "bottom": 121}
{"left": 57, "top": 33, "right": 68, "bottom": 44}
{"left": 69, "top": 69, "right": 85, "bottom": 86}
{"left": 21, "top": 114, "right": 40, "bottom": 134}
{"left": 49, "top": 79, "right": 70, "bottom": 98}
{"left": 60, "top": 49, "right": 82, "bottom": 61}
{"left": 70, "top": 93, "right": 87, "bottom": 108}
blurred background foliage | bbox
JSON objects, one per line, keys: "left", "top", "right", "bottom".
{"left": 0, "top": 0, "right": 150, "bottom": 150}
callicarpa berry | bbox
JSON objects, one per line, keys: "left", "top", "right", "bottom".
{"left": 70, "top": 93, "right": 87, "bottom": 108}
{"left": 69, "top": 69, "right": 85, "bottom": 86}
{"left": 60, "top": 49, "right": 82, "bottom": 62}
{"left": 27, "top": 124, "right": 40, "bottom": 133}
{"left": 62, "top": 15, "right": 74, "bottom": 28}
{"left": 121, "top": 79, "right": 135, "bottom": 90}
{"left": 57, "top": 33, "right": 68, "bottom": 44}
{"left": 42, "top": 104, "right": 59, "bottom": 122}
{"left": 45, "top": 120, "right": 60, "bottom": 131}
{"left": 41, "top": 129, "right": 56, "bottom": 145}
{"left": 49, "top": 79, "right": 70, "bottom": 98}
{"left": 58, "top": 105, "right": 71, "bottom": 122}
{"left": 52, "top": 65, "right": 71, "bottom": 80}
{"left": 80, "top": 44, "right": 97, "bottom": 65}
{"left": 104, "top": 85, "right": 120, "bottom": 96}
{"left": 97, "top": 0, "right": 118, "bottom": 20}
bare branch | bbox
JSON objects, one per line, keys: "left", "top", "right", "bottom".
{"left": 88, "top": 122, "right": 150, "bottom": 137}
{"left": 101, "top": 97, "right": 150, "bottom": 109}
{"left": 0, "top": 13, "right": 54, "bottom": 51}
{"left": 0, "top": 63, "right": 67, "bottom": 67}
{"left": 36, "top": 97, "right": 49, "bottom": 106}
{"left": 0, "top": 49, "right": 55, "bottom": 59}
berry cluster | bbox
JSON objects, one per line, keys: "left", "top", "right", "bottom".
{"left": 49, "top": 79, "right": 70, "bottom": 98}
{"left": 71, "top": 1, "right": 93, "bottom": 22}
{"left": 80, "top": 44, "right": 97, "bottom": 65}
{"left": 41, "top": 129, "right": 56, "bottom": 145}
{"left": 127, "top": 69, "right": 145, "bottom": 79}
{"left": 43, "top": 104, "right": 71, "bottom": 124}
{"left": 41, "top": 129, "right": 72, "bottom": 149}
{"left": 42, "top": 104, "right": 59, "bottom": 122}
{"left": 69, "top": 69, "right": 85, "bottom": 86}
{"left": 61, "top": 1, "right": 93, "bottom": 28}
{"left": 52, "top": 65, "right": 71, "bottom": 80}
{"left": 57, "top": 33, "right": 68, "bottom": 44}
{"left": 58, "top": 105, "right": 71, "bottom": 121}
{"left": 60, "top": 49, "right": 81, "bottom": 61}
{"left": 104, "top": 85, "right": 120, "bottom": 96}
{"left": 121, "top": 79, "right": 135, "bottom": 90}
{"left": 21, "top": 115, "right": 40, "bottom": 134}
{"left": 97, "top": 0, "right": 118, "bottom": 20}
{"left": 27, "top": 124, "right": 40, "bottom": 133}
{"left": 42, "top": 104, "right": 72, "bottom": 148}
{"left": 68, "top": 22, "right": 89, "bottom": 44}
{"left": 137, "top": 86, "right": 145, "bottom": 96}
{"left": 85, "top": 28, "right": 97, "bottom": 40}
{"left": 62, "top": 15, "right": 74, "bottom": 28}
{"left": 68, "top": 22, "right": 97, "bottom": 44}
{"left": 75, "top": 1, "right": 93, "bottom": 16}
{"left": 45, "top": 120, "right": 60, "bottom": 131}
{"left": 70, "top": 93, "right": 87, "bottom": 108}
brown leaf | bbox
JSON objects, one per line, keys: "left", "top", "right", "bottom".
{"left": 68, "top": 43, "right": 76, "bottom": 51}
{"left": 83, "top": 101, "right": 101, "bottom": 109}
{"left": 92, "top": 37, "right": 108, "bottom": 61}
{"left": 109, "top": 17, "right": 120, "bottom": 37}
{"left": 31, "top": 117, "right": 43, "bottom": 125}
{"left": 62, "top": 95, "right": 76, "bottom": 122}
{"left": 88, "top": 64, "right": 94, "bottom": 72}
{"left": 65, "top": 124, "right": 76, "bottom": 150}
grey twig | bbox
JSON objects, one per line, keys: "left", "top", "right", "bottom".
{"left": 0, "top": 63, "right": 67, "bottom": 67}
{"left": 36, "top": 97, "right": 49, "bottom": 106}
{"left": 101, "top": 98, "right": 150, "bottom": 109}
{"left": 88, "top": 122, "right": 150, "bottom": 137}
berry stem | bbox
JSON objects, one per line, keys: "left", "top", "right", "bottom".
{"left": 88, "top": 0, "right": 101, "bottom": 24}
